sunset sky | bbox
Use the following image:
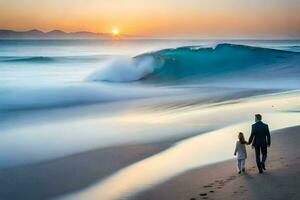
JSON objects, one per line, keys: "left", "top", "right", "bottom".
{"left": 0, "top": 0, "right": 299, "bottom": 38}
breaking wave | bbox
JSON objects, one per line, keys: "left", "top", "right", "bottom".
{"left": 88, "top": 43, "right": 300, "bottom": 83}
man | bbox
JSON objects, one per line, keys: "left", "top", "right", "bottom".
{"left": 248, "top": 114, "right": 271, "bottom": 173}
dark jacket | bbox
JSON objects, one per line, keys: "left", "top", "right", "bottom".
{"left": 248, "top": 121, "right": 271, "bottom": 147}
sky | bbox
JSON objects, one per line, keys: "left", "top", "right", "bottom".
{"left": 0, "top": 0, "right": 299, "bottom": 38}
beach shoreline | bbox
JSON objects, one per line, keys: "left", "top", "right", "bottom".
{"left": 133, "top": 126, "right": 300, "bottom": 200}
{"left": 0, "top": 91, "right": 299, "bottom": 200}
{"left": 0, "top": 142, "right": 170, "bottom": 200}
{"left": 0, "top": 128, "right": 209, "bottom": 200}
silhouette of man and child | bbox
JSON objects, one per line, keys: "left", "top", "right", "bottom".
{"left": 234, "top": 114, "right": 271, "bottom": 174}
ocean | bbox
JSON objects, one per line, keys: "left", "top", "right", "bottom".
{"left": 0, "top": 40, "right": 299, "bottom": 110}
{"left": 0, "top": 39, "right": 300, "bottom": 200}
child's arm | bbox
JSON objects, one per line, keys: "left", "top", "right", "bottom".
{"left": 234, "top": 142, "right": 238, "bottom": 156}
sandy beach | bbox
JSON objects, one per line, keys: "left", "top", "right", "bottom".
{"left": 1, "top": 126, "right": 298, "bottom": 200}
{"left": 0, "top": 91, "right": 299, "bottom": 200}
{"left": 0, "top": 142, "right": 172, "bottom": 200}
{"left": 0, "top": 90, "right": 299, "bottom": 200}
{"left": 134, "top": 126, "right": 300, "bottom": 200}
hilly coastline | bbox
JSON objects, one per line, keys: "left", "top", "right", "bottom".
{"left": 0, "top": 29, "right": 137, "bottom": 39}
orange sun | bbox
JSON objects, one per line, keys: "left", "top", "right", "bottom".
{"left": 112, "top": 28, "right": 120, "bottom": 36}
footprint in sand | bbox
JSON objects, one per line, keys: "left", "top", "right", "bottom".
{"left": 199, "top": 193, "right": 207, "bottom": 196}
{"left": 203, "top": 185, "right": 213, "bottom": 188}
{"left": 209, "top": 190, "right": 214, "bottom": 193}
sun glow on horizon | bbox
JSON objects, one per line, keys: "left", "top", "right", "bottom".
{"left": 0, "top": 1, "right": 299, "bottom": 38}
{"left": 112, "top": 28, "right": 120, "bottom": 36}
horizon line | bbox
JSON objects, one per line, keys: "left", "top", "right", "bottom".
{"left": 0, "top": 28, "right": 299, "bottom": 41}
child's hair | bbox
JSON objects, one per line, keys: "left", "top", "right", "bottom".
{"left": 238, "top": 132, "right": 247, "bottom": 144}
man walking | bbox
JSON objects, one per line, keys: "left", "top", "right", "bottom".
{"left": 248, "top": 114, "right": 271, "bottom": 173}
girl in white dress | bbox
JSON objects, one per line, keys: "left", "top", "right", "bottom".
{"left": 234, "top": 132, "right": 248, "bottom": 174}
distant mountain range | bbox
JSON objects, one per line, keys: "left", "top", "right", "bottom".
{"left": 0, "top": 29, "right": 138, "bottom": 39}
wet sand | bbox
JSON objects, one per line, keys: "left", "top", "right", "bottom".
{"left": 0, "top": 126, "right": 299, "bottom": 200}
{"left": 133, "top": 126, "right": 300, "bottom": 200}
{"left": 0, "top": 142, "right": 171, "bottom": 200}
{"left": 0, "top": 90, "right": 299, "bottom": 200}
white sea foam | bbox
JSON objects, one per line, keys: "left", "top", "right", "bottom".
{"left": 86, "top": 57, "right": 155, "bottom": 82}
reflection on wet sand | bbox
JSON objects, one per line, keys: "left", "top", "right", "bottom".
{"left": 61, "top": 91, "right": 300, "bottom": 200}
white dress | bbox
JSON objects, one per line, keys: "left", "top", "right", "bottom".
{"left": 234, "top": 141, "right": 247, "bottom": 160}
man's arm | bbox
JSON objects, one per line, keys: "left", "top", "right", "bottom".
{"left": 266, "top": 125, "right": 271, "bottom": 146}
{"left": 248, "top": 125, "right": 255, "bottom": 145}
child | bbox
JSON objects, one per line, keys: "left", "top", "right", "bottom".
{"left": 234, "top": 132, "right": 248, "bottom": 174}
